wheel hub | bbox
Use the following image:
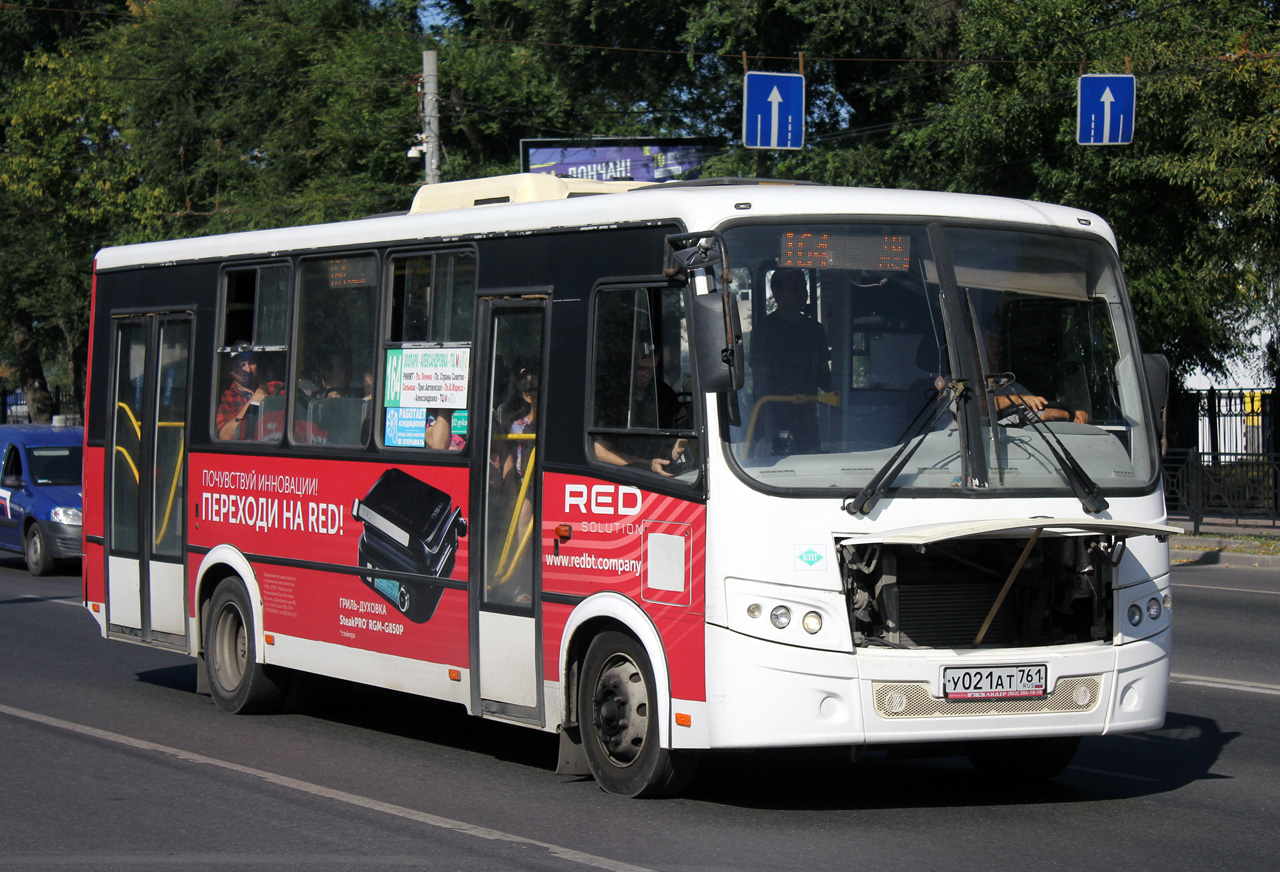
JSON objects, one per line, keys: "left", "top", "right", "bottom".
{"left": 592, "top": 656, "right": 648, "bottom": 766}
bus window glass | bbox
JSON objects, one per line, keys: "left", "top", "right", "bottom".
{"left": 433, "top": 250, "right": 475, "bottom": 343}
{"left": 721, "top": 223, "right": 1158, "bottom": 495}
{"left": 389, "top": 250, "right": 476, "bottom": 344}
{"left": 724, "top": 224, "right": 950, "bottom": 490}
{"left": 383, "top": 249, "right": 475, "bottom": 452}
{"left": 293, "top": 255, "right": 378, "bottom": 446}
{"left": 215, "top": 265, "right": 290, "bottom": 442}
{"left": 947, "top": 226, "right": 1157, "bottom": 487}
{"left": 589, "top": 286, "right": 698, "bottom": 481}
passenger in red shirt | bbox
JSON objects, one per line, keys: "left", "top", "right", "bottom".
{"left": 216, "top": 344, "right": 284, "bottom": 440}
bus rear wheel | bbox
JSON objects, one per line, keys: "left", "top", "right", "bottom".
{"left": 204, "top": 577, "right": 288, "bottom": 714}
{"left": 965, "top": 736, "right": 1080, "bottom": 784}
{"left": 579, "top": 630, "right": 696, "bottom": 798}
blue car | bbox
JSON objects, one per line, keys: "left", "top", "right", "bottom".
{"left": 0, "top": 424, "right": 84, "bottom": 575}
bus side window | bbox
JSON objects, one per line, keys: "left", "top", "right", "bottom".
{"left": 588, "top": 286, "right": 698, "bottom": 480}
{"left": 215, "top": 265, "right": 290, "bottom": 442}
{"left": 292, "top": 256, "right": 379, "bottom": 447}
{"left": 381, "top": 249, "right": 476, "bottom": 452}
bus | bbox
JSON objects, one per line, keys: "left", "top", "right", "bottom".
{"left": 83, "top": 174, "right": 1177, "bottom": 797}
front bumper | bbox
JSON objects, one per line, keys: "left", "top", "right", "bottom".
{"left": 45, "top": 521, "right": 84, "bottom": 559}
{"left": 701, "top": 623, "right": 1170, "bottom": 748}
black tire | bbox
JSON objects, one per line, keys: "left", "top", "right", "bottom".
{"left": 965, "top": 735, "right": 1080, "bottom": 784}
{"left": 579, "top": 630, "right": 697, "bottom": 797}
{"left": 204, "top": 577, "right": 288, "bottom": 714}
{"left": 25, "top": 524, "right": 54, "bottom": 577}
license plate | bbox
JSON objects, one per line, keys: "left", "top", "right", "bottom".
{"left": 943, "top": 665, "right": 1047, "bottom": 700}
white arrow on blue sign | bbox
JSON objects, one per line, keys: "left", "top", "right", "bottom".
{"left": 1077, "top": 74, "right": 1135, "bottom": 145}
{"left": 743, "top": 71, "right": 805, "bottom": 150}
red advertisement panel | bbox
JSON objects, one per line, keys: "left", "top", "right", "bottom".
{"left": 189, "top": 453, "right": 472, "bottom": 667}
{"left": 82, "top": 444, "right": 105, "bottom": 604}
{"left": 541, "top": 472, "right": 706, "bottom": 701}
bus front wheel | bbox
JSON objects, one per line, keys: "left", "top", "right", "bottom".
{"left": 204, "top": 577, "right": 288, "bottom": 714}
{"left": 579, "top": 630, "right": 696, "bottom": 798}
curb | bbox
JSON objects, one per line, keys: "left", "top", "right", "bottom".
{"left": 1170, "top": 548, "right": 1280, "bottom": 569}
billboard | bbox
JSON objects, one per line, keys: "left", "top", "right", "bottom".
{"left": 520, "top": 138, "right": 715, "bottom": 183}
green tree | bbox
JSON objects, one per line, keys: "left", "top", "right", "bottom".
{"left": 0, "top": 1, "right": 129, "bottom": 418}
{"left": 0, "top": 0, "right": 428, "bottom": 416}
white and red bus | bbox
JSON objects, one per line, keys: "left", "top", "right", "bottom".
{"left": 84, "top": 174, "right": 1176, "bottom": 796}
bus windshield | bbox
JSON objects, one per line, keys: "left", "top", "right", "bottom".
{"left": 723, "top": 222, "right": 1159, "bottom": 497}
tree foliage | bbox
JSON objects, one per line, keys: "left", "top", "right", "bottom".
{"left": 0, "top": 0, "right": 1276, "bottom": 418}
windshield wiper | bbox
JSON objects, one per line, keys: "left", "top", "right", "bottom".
{"left": 843, "top": 380, "right": 965, "bottom": 516}
{"left": 989, "top": 376, "right": 1109, "bottom": 514}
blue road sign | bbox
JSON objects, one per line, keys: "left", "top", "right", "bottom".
{"left": 743, "top": 71, "right": 805, "bottom": 150}
{"left": 1078, "top": 74, "right": 1135, "bottom": 145}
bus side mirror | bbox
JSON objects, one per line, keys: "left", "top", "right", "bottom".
{"left": 1143, "top": 353, "right": 1170, "bottom": 438}
{"left": 692, "top": 291, "right": 744, "bottom": 393}
{"left": 1, "top": 474, "right": 21, "bottom": 489}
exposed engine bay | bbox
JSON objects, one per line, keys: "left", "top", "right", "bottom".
{"left": 838, "top": 535, "right": 1126, "bottom": 649}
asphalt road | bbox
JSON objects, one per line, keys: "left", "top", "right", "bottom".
{"left": 1, "top": 555, "right": 1277, "bottom": 871}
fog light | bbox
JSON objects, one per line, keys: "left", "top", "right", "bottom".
{"left": 1072, "top": 685, "right": 1092, "bottom": 707}
{"left": 770, "top": 605, "right": 791, "bottom": 629}
{"left": 1146, "top": 597, "right": 1162, "bottom": 621}
{"left": 1127, "top": 603, "right": 1143, "bottom": 627}
{"left": 802, "top": 611, "right": 823, "bottom": 634}
{"left": 747, "top": 603, "right": 762, "bottom": 619}
{"left": 885, "top": 691, "right": 908, "bottom": 714}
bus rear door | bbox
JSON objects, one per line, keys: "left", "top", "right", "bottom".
{"left": 105, "top": 313, "right": 192, "bottom": 649}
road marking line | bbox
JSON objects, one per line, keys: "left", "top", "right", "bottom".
{"left": 1172, "top": 583, "right": 1280, "bottom": 596}
{"left": 1170, "top": 673, "right": 1280, "bottom": 696}
{"left": 0, "top": 703, "right": 654, "bottom": 872}
{"left": 1178, "top": 681, "right": 1280, "bottom": 696}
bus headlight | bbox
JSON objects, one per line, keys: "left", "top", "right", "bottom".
{"left": 1146, "top": 597, "right": 1162, "bottom": 621}
{"left": 802, "top": 611, "right": 823, "bottom": 634}
{"left": 770, "top": 606, "right": 791, "bottom": 629}
{"left": 1127, "top": 604, "right": 1143, "bottom": 627}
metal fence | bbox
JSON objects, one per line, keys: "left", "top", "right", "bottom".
{"left": 1170, "top": 388, "right": 1275, "bottom": 460}
{"left": 1163, "top": 449, "right": 1280, "bottom": 533}
{"left": 0, "top": 387, "right": 81, "bottom": 426}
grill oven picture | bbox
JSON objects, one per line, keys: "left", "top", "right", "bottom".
{"left": 351, "top": 468, "right": 467, "bottom": 623}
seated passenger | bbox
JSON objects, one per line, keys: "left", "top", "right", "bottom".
{"left": 216, "top": 343, "right": 285, "bottom": 440}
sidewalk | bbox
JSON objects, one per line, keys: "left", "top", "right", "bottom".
{"left": 1165, "top": 512, "right": 1280, "bottom": 569}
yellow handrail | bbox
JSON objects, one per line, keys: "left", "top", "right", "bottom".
{"left": 742, "top": 391, "right": 840, "bottom": 453}
{"left": 116, "top": 402, "right": 142, "bottom": 439}
{"left": 498, "top": 514, "right": 536, "bottom": 585}
{"left": 113, "top": 445, "right": 140, "bottom": 483}
{"left": 113, "top": 400, "right": 187, "bottom": 545}
{"left": 153, "top": 432, "right": 185, "bottom": 547}
{"left": 496, "top": 445, "right": 536, "bottom": 577}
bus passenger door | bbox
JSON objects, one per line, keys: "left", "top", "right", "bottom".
{"left": 472, "top": 297, "right": 546, "bottom": 723}
{"left": 106, "top": 314, "right": 192, "bottom": 649}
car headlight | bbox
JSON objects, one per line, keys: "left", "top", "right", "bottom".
{"left": 51, "top": 507, "right": 82, "bottom": 525}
